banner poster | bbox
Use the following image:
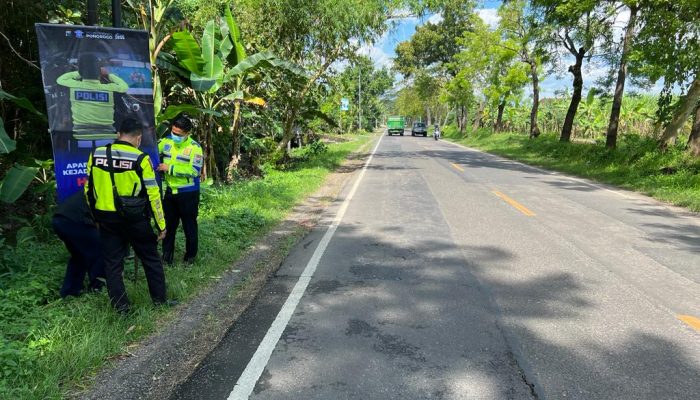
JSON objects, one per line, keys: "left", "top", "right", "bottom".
{"left": 35, "top": 23, "right": 159, "bottom": 203}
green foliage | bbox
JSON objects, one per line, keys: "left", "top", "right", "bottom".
{"left": 0, "top": 117, "right": 16, "bottom": 154}
{"left": 0, "top": 166, "right": 39, "bottom": 204}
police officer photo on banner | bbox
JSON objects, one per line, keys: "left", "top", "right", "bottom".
{"left": 35, "top": 24, "right": 159, "bottom": 202}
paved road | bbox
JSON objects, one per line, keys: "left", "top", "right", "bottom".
{"left": 173, "top": 132, "right": 700, "bottom": 399}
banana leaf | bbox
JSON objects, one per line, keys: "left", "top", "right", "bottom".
{"left": 219, "top": 20, "right": 234, "bottom": 61}
{"left": 224, "top": 6, "right": 247, "bottom": 66}
{"left": 0, "top": 117, "right": 17, "bottom": 154}
{"left": 157, "top": 104, "right": 222, "bottom": 125}
{"left": 201, "top": 21, "right": 224, "bottom": 91}
{"left": 244, "top": 97, "right": 267, "bottom": 107}
{"left": 0, "top": 89, "right": 46, "bottom": 120}
{"left": 156, "top": 52, "right": 190, "bottom": 78}
{"left": 0, "top": 165, "right": 38, "bottom": 203}
{"left": 171, "top": 31, "right": 205, "bottom": 76}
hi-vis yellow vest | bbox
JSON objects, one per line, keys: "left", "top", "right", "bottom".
{"left": 158, "top": 135, "right": 203, "bottom": 194}
{"left": 85, "top": 141, "right": 165, "bottom": 231}
{"left": 56, "top": 71, "right": 129, "bottom": 139}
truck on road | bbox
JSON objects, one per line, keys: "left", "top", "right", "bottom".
{"left": 387, "top": 116, "right": 405, "bottom": 136}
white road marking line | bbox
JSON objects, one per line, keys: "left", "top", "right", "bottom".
{"left": 228, "top": 134, "right": 384, "bottom": 400}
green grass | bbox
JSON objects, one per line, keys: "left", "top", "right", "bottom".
{"left": 0, "top": 133, "right": 371, "bottom": 399}
{"left": 443, "top": 127, "right": 700, "bottom": 212}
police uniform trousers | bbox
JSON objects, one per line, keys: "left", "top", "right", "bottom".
{"left": 99, "top": 217, "right": 166, "bottom": 312}
{"left": 52, "top": 215, "right": 105, "bottom": 297}
{"left": 162, "top": 190, "right": 199, "bottom": 264}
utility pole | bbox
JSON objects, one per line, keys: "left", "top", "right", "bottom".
{"left": 87, "top": 0, "right": 98, "bottom": 25}
{"left": 358, "top": 68, "right": 362, "bottom": 130}
{"left": 112, "top": 0, "right": 122, "bottom": 27}
{"left": 86, "top": 0, "right": 122, "bottom": 27}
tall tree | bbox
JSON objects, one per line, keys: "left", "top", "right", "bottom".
{"left": 629, "top": 0, "right": 700, "bottom": 149}
{"left": 234, "top": 0, "right": 391, "bottom": 151}
{"left": 535, "top": 0, "right": 614, "bottom": 142}
{"left": 688, "top": 105, "right": 700, "bottom": 157}
{"left": 498, "top": 0, "right": 551, "bottom": 138}
{"left": 604, "top": 2, "right": 639, "bottom": 148}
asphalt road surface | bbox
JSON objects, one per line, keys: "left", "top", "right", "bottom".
{"left": 172, "top": 131, "right": 700, "bottom": 400}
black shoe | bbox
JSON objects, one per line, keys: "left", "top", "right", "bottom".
{"left": 115, "top": 305, "right": 131, "bottom": 316}
{"left": 154, "top": 299, "right": 179, "bottom": 308}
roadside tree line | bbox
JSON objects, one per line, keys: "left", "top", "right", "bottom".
{"left": 0, "top": 0, "right": 408, "bottom": 238}
{"left": 392, "top": 0, "right": 700, "bottom": 154}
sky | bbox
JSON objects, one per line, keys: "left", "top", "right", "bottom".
{"left": 356, "top": 1, "right": 661, "bottom": 99}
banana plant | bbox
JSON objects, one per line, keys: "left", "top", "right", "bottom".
{"left": 125, "top": 0, "right": 178, "bottom": 118}
{"left": 0, "top": 90, "right": 44, "bottom": 203}
{"left": 161, "top": 7, "right": 305, "bottom": 181}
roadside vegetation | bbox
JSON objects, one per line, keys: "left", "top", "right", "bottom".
{"left": 391, "top": 0, "right": 698, "bottom": 210}
{"left": 444, "top": 128, "right": 700, "bottom": 212}
{"left": 0, "top": 134, "right": 370, "bottom": 399}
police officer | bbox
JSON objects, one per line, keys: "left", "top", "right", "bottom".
{"left": 57, "top": 53, "right": 129, "bottom": 143}
{"left": 158, "top": 115, "right": 203, "bottom": 265}
{"left": 52, "top": 190, "right": 105, "bottom": 298}
{"left": 85, "top": 118, "right": 169, "bottom": 314}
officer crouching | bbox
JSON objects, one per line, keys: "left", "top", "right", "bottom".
{"left": 157, "top": 115, "right": 203, "bottom": 265}
{"left": 85, "top": 118, "right": 172, "bottom": 314}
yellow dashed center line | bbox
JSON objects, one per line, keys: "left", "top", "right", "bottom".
{"left": 678, "top": 315, "right": 700, "bottom": 332}
{"left": 451, "top": 163, "right": 464, "bottom": 172}
{"left": 492, "top": 190, "right": 536, "bottom": 217}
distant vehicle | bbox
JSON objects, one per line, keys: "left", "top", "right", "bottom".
{"left": 387, "top": 116, "right": 405, "bottom": 136}
{"left": 411, "top": 122, "right": 427, "bottom": 137}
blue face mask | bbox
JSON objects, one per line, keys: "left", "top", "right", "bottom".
{"left": 171, "top": 134, "right": 185, "bottom": 144}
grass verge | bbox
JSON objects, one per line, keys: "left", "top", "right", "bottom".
{"left": 443, "top": 128, "right": 700, "bottom": 212}
{"left": 0, "top": 133, "right": 371, "bottom": 399}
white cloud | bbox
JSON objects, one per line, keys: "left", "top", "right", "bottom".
{"left": 427, "top": 13, "right": 443, "bottom": 25}
{"left": 357, "top": 43, "right": 393, "bottom": 70}
{"left": 612, "top": 8, "right": 631, "bottom": 40}
{"left": 476, "top": 8, "right": 500, "bottom": 29}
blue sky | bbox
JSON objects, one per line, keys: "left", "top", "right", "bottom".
{"left": 358, "top": 1, "right": 657, "bottom": 98}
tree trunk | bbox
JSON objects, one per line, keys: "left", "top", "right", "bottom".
{"left": 473, "top": 101, "right": 485, "bottom": 131}
{"left": 426, "top": 106, "right": 432, "bottom": 126}
{"left": 225, "top": 101, "right": 242, "bottom": 183}
{"left": 688, "top": 105, "right": 700, "bottom": 157}
{"left": 459, "top": 105, "right": 466, "bottom": 134}
{"left": 606, "top": 5, "right": 639, "bottom": 149}
{"left": 495, "top": 99, "right": 506, "bottom": 131}
{"left": 278, "top": 47, "right": 343, "bottom": 151}
{"left": 660, "top": 75, "right": 700, "bottom": 148}
{"left": 529, "top": 60, "right": 541, "bottom": 138}
{"left": 561, "top": 49, "right": 585, "bottom": 142}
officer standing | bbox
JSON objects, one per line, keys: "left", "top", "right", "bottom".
{"left": 85, "top": 118, "right": 169, "bottom": 314}
{"left": 52, "top": 190, "right": 105, "bottom": 298}
{"left": 158, "top": 115, "right": 203, "bottom": 265}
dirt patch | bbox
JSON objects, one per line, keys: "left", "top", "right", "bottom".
{"left": 75, "top": 133, "right": 378, "bottom": 400}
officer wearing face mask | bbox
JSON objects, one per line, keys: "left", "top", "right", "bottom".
{"left": 157, "top": 115, "right": 203, "bottom": 265}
